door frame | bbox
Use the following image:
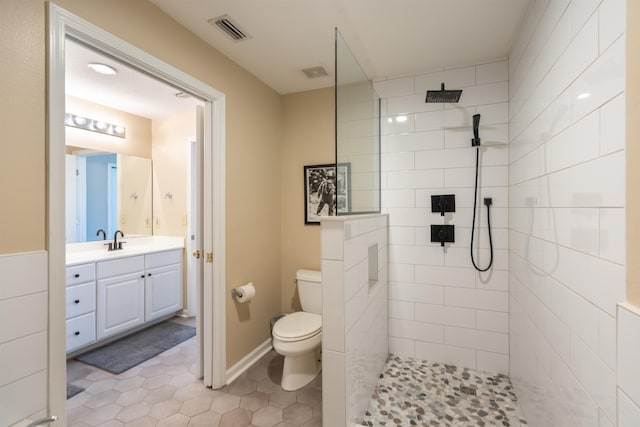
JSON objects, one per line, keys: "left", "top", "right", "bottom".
{"left": 48, "top": 4, "right": 227, "bottom": 422}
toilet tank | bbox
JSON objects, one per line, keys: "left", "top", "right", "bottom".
{"left": 296, "top": 269, "right": 322, "bottom": 314}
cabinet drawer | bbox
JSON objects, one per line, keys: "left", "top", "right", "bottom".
{"left": 146, "top": 250, "right": 182, "bottom": 269}
{"left": 66, "top": 263, "right": 95, "bottom": 286}
{"left": 97, "top": 255, "right": 144, "bottom": 279}
{"left": 66, "top": 312, "right": 96, "bottom": 352}
{"left": 66, "top": 282, "right": 96, "bottom": 319}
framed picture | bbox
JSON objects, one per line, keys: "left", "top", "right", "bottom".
{"left": 304, "top": 163, "right": 352, "bottom": 224}
{"left": 336, "top": 162, "right": 351, "bottom": 213}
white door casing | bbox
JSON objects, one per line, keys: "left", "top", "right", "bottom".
{"left": 48, "top": 4, "right": 227, "bottom": 424}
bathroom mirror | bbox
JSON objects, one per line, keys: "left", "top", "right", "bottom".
{"left": 65, "top": 147, "right": 153, "bottom": 243}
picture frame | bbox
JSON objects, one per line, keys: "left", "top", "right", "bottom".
{"left": 336, "top": 162, "right": 351, "bottom": 214}
{"left": 304, "top": 163, "right": 351, "bottom": 225}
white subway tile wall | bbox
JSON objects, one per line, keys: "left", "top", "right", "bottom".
{"left": 0, "top": 251, "right": 48, "bottom": 425}
{"left": 508, "top": 1, "right": 625, "bottom": 426}
{"left": 617, "top": 304, "right": 640, "bottom": 426}
{"left": 321, "top": 215, "right": 388, "bottom": 427}
{"left": 375, "top": 58, "right": 510, "bottom": 374}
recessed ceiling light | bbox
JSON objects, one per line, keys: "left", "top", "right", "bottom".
{"left": 88, "top": 62, "right": 117, "bottom": 75}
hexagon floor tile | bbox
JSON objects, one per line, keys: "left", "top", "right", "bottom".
{"left": 67, "top": 318, "right": 323, "bottom": 426}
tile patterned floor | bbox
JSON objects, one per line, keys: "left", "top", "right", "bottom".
{"left": 362, "top": 355, "right": 527, "bottom": 427}
{"left": 66, "top": 319, "right": 322, "bottom": 427}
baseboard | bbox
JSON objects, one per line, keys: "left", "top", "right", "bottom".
{"left": 226, "top": 338, "right": 273, "bottom": 385}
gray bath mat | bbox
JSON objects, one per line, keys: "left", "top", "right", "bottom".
{"left": 75, "top": 322, "right": 195, "bottom": 374}
{"left": 67, "top": 383, "right": 84, "bottom": 399}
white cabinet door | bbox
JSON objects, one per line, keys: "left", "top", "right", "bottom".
{"left": 145, "top": 263, "right": 183, "bottom": 322}
{"left": 97, "top": 272, "right": 145, "bottom": 340}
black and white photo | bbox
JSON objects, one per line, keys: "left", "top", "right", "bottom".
{"left": 304, "top": 164, "right": 337, "bottom": 224}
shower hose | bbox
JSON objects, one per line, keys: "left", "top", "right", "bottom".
{"left": 470, "top": 145, "right": 494, "bottom": 272}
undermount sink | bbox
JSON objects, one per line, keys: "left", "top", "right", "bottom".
{"left": 66, "top": 236, "right": 184, "bottom": 266}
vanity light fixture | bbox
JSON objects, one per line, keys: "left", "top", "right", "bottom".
{"left": 65, "top": 113, "right": 126, "bottom": 138}
{"left": 87, "top": 62, "right": 117, "bottom": 75}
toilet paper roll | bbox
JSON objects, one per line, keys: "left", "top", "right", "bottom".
{"left": 233, "top": 282, "right": 255, "bottom": 303}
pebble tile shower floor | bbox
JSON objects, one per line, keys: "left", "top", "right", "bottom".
{"left": 362, "top": 356, "right": 527, "bottom": 427}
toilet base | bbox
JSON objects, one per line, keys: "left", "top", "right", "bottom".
{"left": 281, "top": 347, "right": 321, "bottom": 391}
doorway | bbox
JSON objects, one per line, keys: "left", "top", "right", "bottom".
{"left": 48, "top": 5, "right": 227, "bottom": 424}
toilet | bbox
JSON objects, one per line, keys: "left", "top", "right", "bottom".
{"left": 272, "top": 269, "right": 322, "bottom": 391}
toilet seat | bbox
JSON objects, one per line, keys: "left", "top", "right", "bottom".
{"left": 273, "top": 312, "right": 322, "bottom": 342}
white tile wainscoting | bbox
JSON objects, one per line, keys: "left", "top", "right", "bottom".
{"left": 617, "top": 304, "right": 640, "bottom": 426}
{"left": 0, "top": 251, "right": 49, "bottom": 425}
{"left": 321, "top": 214, "right": 388, "bottom": 427}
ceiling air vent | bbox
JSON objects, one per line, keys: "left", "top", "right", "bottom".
{"left": 302, "top": 66, "right": 328, "bottom": 79}
{"left": 208, "top": 15, "right": 251, "bottom": 41}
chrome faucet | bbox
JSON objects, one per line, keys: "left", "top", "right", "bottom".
{"left": 96, "top": 229, "right": 107, "bottom": 240}
{"left": 113, "top": 230, "right": 125, "bottom": 251}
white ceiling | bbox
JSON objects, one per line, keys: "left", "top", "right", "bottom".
{"left": 66, "top": 39, "right": 203, "bottom": 119}
{"left": 149, "top": 0, "right": 532, "bottom": 94}
{"left": 65, "top": 0, "right": 531, "bottom": 117}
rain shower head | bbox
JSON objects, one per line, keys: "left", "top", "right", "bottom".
{"left": 425, "top": 82, "right": 462, "bottom": 103}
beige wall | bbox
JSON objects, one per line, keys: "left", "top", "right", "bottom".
{"left": 151, "top": 111, "right": 193, "bottom": 237}
{"left": 66, "top": 95, "right": 152, "bottom": 158}
{"left": 280, "top": 88, "right": 335, "bottom": 312}
{"left": 627, "top": 0, "right": 640, "bottom": 306}
{"left": 2, "top": 0, "right": 284, "bottom": 368}
{"left": 0, "top": 0, "right": 45, "bottom": 254}
{"left": 118, "top": 154, "right": 152, "bottom": 236}
{"left": 151, "top": 111, "right": 194, "bottom": 307}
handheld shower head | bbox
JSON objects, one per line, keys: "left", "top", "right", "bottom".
{"left": 472, "top": 114, "right": 481, "bottom": 147}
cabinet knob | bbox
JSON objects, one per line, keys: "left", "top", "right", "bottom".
{"left": 74, "top": 273, "right": 80, "bottom": 278}
{"left": 74, "top": 331, "right": 80, "bottom": 336}
{"left": 148, "top": 273, "right": 152, "bottom": 277}
{"left": 141, "top": 275, "right": 145, "bottom": 278}
{"left": 74, "top": 299, "right": 80, "bottom": 304}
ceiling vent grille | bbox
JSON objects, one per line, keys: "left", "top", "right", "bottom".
{"left": 302, "top": 66, "right": 328, "bottom": 79}
{"left": 208, "top": 15, "right": 251, "bottom": 41}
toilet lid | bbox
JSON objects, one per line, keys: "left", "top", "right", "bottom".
{"left": 273, "top": 312, "right": 322, "bottom": 342}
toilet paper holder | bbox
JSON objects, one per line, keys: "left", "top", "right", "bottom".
{"left": 231, "top": 282, "right": 256, "bottom": 303}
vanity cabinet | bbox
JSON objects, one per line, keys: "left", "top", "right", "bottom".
{"left": 97, "top": 256, "right": 145, "bottom": 340}
{"left": 145, "top": 250, "right": 183, "bottom": 322}
{"left": 65, "top": 263, "right": 97, "bottom": 352}
{"left": 66, "top": 248, "right": 184, "bottom": 350}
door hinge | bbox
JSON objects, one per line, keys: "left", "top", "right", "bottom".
{"left": 206, "top": 252, "right": 213, "bottom": 263}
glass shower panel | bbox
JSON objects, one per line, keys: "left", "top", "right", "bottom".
{"left": 335, "top": 29, "right": 381, "bottom": 215}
